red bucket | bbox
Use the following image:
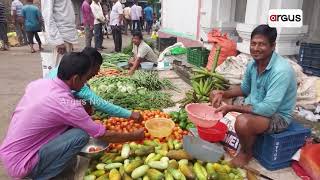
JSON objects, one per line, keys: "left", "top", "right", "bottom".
{"left": 197, "top": 122, "right": 228, "bottom": 142}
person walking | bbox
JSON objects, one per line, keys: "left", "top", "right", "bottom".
{"left": 110, "top": 0, "right": 124, "bottom": 52}
{"left": 41, "top": 0, "right": 78, "bottom": 68}
{"left": 81, "top": 0, "right": 94, "bottom": 48}
{"left": 0, "top": 2, "right": 9, "bottom": 51}
{"left": 137, "top": 4, "right": 143, "bottom": 31}
{"left": 123, "top": 5, "right": 131, "bottom": 35}
{"left": 91, "top": 0, "right": 105, "bottom": 51}
{"left": 130, "top": 1, "right": 140, "bottom": 31}
{"left": 144, "top": 4, "right": 153, "bottom": 34}
{"left": 11, "top": 0, "right": 28, "bottom": 46}
{"left": 22, "top": 0, "right": 43, "bottom": 53}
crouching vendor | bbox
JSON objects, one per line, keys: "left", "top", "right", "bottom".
{"left": 0, "top": 53, "right": 145, "bottom": 179}
{"left": 47, "top": 47, "right": 142, "bottom": 121}
{"left": 210, "top": 24, "right": 297, "bottom": 167}
{"left": 128, "top": 31, "right": 157, "bottom": 75}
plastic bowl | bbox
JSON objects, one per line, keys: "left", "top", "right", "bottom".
{"left": 197, "top": 122, "right": 228, "bottom": 142}
{"left": 185, "top": 103, "right": 223, "bottom": 128}
{"left": 141, "top": 62, "right": 154, "bottom": 70}
{"left": 79, "top": 137, "right": 109, "bottom": 158}
{"left": 117, "top": 62, "right": 129, "bottom": 68}
{"left": 145, "top": 118, "right": 175, "bottom": 138}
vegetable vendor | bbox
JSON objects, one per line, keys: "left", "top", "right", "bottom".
{"left": 128, "top": 31, "right": 158, "bottom": 75}
{"left": 47, "top": 47, "right": 143, "bottom": 121}
{"left": 210, "top": 24, "right": 297, "bottom": 167}
{"left": 0, "top": 52, "right": 145, "bottom": 179}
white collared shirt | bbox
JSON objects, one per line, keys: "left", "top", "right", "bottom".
{"left": 110, "top": 1, "right": 123, "bottom": 26}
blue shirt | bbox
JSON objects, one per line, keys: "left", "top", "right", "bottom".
{"left": 241, "top": 52, "right": 297, "bottom": 123}
{"left": 22, "top": 4, "right": 41, "bottom": 32}
{"left": 144, "top": 6, "right": 153, "bottom": 21}
{"left": 46, "top": 68, "right": 132, "bottom": 118}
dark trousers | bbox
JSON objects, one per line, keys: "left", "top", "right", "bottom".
{"left": 0, "top": 22, "right": 8, "bottom": 44}
{"left": 146, "top": 20, "right": 153, "bottom": 33}
{"left": 94, "top": 23, "right": 103, "bottom": 49}
{"left": 132, "top": 20, "right": 140, "bottom": 31}
{"left": 111, "top": 25, "right": 122, "bottom": 52}
{"left": 26, "top": 31, "right": 41, "bottom": 45}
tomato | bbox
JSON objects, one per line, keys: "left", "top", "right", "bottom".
{"left": 88, "top": 147, "right": 96, "bottom": 152}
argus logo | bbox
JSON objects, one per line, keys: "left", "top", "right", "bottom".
{"left": 268, "top": 9, "right": 303, "bottom": 27}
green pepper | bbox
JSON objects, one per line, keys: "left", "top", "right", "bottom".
{"left": 186, "top": 123, "right": 195, "bottom": 130}
{"left": 170, "top": 112, "right": 180, "bottom": 122}
{"left": 179, "top": 121, "right": 187, "bottom": 130}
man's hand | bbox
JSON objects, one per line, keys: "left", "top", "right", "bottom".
{"left": 130, "top": 111, "right": 143, "bottom": 122}
{"left": 132, "top": 128, "right": 145, "bottom": 140}
{"left": 56, "top": 44, "right": 66, "bottom": 55}
{"left": 210, "top": 90, "right": 224, "bottom": 108}
{"left": 102, "top": 128, "right": 145, "bottom": 143}
{"left": 215, "top": 104, "right": 232, "bottom": 116}
{"left": 90, "top": 25, "right": 94, "bottom": 31}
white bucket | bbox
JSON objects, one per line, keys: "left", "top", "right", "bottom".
{"left": 40, "top": 51, "right": 54, "bottom": 78}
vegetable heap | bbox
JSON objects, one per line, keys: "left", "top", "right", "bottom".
{"left": 98, "top": 110, "right": 188, "bottom": 151}
{"left": 101, "top": 53, "right": 131, "bottom": 69}
{"left": 89, "top": 71, "right": 176, "bottom": 111}
{"left": 169, "top": 109, "right": 195, "bottom": 130}
{"left": 84, "top": 139, "right": 244, "bottom": 180}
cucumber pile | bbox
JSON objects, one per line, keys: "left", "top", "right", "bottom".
{"left": 84, "top": 140, "right": 244, "bottom": 180}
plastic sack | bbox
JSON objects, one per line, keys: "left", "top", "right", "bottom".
{"left": 206, "top": 29, "right": 237, "bottom": 71}
{"left": 299, "top": 143, "right": 320, "bottom": 180}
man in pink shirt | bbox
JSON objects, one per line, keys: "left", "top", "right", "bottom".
{"left": 81, "top": 0, "right": 94, "bottom": 48}
{"left": 0, "top": 52, "right": 144, "bottom": 179}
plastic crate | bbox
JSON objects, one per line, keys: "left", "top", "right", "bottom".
{"left": 187, "top": 47, "right": 210, "bottom": 67}
{"left": 298, "top": 43, "right": 320, "bottom": 76}
{"left": 254, "top": 121, "right": 311, "bottom": 164}
{"left": 255, "top": 155, "right": 292, "bottom": 171}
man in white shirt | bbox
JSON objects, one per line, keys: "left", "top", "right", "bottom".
{"left": 11, "top": 0, "right": 27, "bottom": 45}
{"left": 123, "top": 5, "right": 131, "bottom": 35}
{"left": 130, "top": 1, "right": 140, "bottom": 31}
{"left": 91, "top": 0, "right": 105, "bottom": 50}
{"left": 110, "top": 0, "right": 123, "bottom": 52}
{"left": 41, "top": 0, "right": 78, "bottom": 67}
{"left": 128, "top": 31, "right": 157, "bottom": 75}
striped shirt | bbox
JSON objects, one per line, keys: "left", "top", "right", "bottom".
{"left": 0, "top": 3, "right": 6, "bottom": 23}
{"left": 11, "top": 0, "right": 24, "bottom": 16}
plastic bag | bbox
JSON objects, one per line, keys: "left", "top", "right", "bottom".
{"left": 206, "top": 29, "right": 237, "bottom": 71}
{"left": 169, "top": 46, "right": 187, "bottom": 55}
{"left": 299, "top": 143, "right": 320, "bottom": 180}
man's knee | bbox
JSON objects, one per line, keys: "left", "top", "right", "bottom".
{"left": 235, "top": 114, "right": 250, "bottom": 134}
{"left": 69, "top": 128, "right": 90, "bottom": 147}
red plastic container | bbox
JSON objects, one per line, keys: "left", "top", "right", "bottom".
{"left": 197, "top": 122, "right": 228, "bottom": 142}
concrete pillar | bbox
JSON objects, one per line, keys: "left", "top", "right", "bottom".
{"left": 236, "top": 0, "right": 308, "bottom": 55}
{"left": 199, "top": 0, "right": 237, "bottom": 41}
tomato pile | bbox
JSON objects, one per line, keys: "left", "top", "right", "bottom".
{"left": 101, "top": 110, "right": 189, "bottom": 150}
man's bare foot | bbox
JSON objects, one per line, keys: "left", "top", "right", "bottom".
{"left": 230, "top": 152, "right": 252, "bottom": 167}
{"left": 31, "top": 49, "right": 36, "bottom": 53}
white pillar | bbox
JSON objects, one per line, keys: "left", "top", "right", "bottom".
{"left": 236, "top": 0, "right": 308, "bottom": 55}
{"left": 199, "top": 0, "right": 237, "bottom": 42}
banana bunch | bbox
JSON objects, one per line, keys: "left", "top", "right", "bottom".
{"left": 191, "top": 67, "right": 229, "bottom": 90}
{"left": 179, "top": 67, "right": 229, "bottom": 107}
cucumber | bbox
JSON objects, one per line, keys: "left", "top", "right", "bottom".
{"left": 105, "top": 163, "right": 123, "bottom": 170}
{"left": 131, "top": 165, "right": 150, "bottom": 179}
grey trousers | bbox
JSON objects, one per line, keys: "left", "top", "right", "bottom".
{"left": 84, "top": 25, "right": 93, "bottom": 48}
